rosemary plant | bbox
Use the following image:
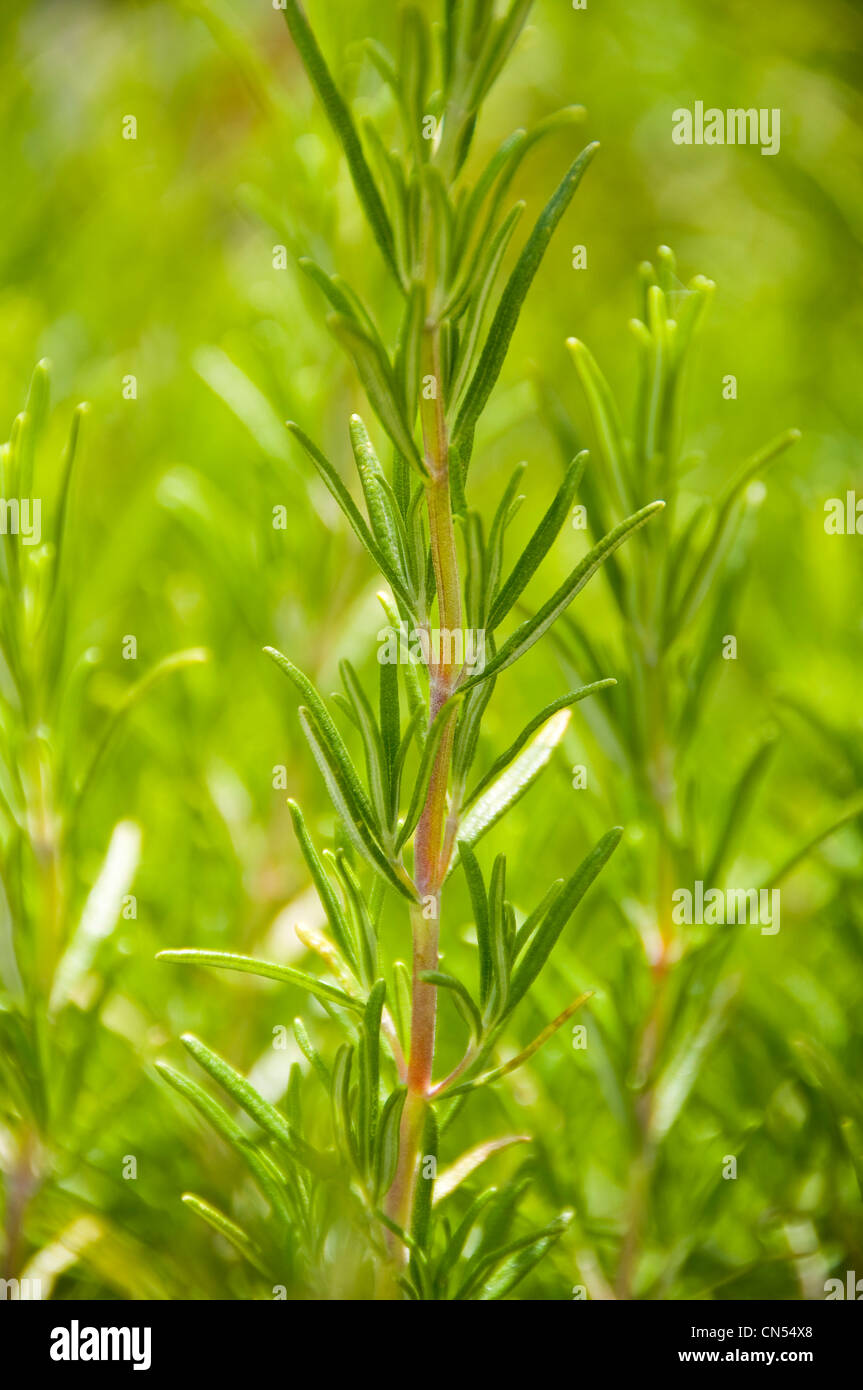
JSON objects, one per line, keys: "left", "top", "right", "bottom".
{"left": 542, "top": 252, "right": 860, "bottom": 1296}
{"left": 0, "top": 365, "right": 205, "bottom": 1295}
{"left": 156, "top": 1, "right": 664, "bottom": 1298}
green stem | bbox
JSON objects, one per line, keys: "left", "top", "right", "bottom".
{"left": 384, "top": 322, "right": 462, "bottom": 1265}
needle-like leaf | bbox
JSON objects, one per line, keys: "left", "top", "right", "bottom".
{"left": 450, "top": 709, "right": 573, "bottom": 863}
{"left": 504, "top": 829, "right": 622, "bottom": 1017}
{"left": 487, "top": 450, "right": 588, "bottom": 629}
{"left": 156, "top": 948, "right": 363, "bottom": 1013}
{"left": 464, "top": 679, "right": 615, "bottom": 808}
{"left": 460, "top": 500, "right": 665, "bottom": 693}
{"left": 282, "top": 0, "right": 399, "bottom": 281}
{"left": 180, "top": 1033, "right": 332, "bottom": 1176}
{"left": 453, "top": 141, "right": 600, "bottom": 471}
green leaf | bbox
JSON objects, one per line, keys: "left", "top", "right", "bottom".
{"left": 673, "top": 429, "right": 800, "bottom": 631}
{"left": 284, "top": 423, "right": 416, "bottom": 611}
{"left": 180, "top": 1033, "right": 331, "bottom": 1176}
{"left": 487, "top": 450, "right": 588, "bottom": 630}
{"left": 452, "top": 129, "right": 527, "bottom": 275}
{"left": 358, "top": 980, "right": 386, "bottom": 1173}
{"left": 449, "top": 201, "right": 525, "bottom": 410}
{"left": 451, "top": 708, "right": 573, "bottom": 863}
{"left": 410, "top": 1105, "right": 438, "bottom": 1253}
{"left": 451, "top": 106, "right": 586, "bottom": 309}
{"left": 74, "top": 649, "right": 208, "bottom": 810}
{"left": 395, "top": 281, "right": 426, "bottom": 426}
{"left": 374, "top": 1084, "right": 407, "bottom": 1201}
{"left": 286, "top": 798, "right": 359, "bottom": 971}
{"left": 451, "top": 674, "right": 496, "bottom": 787}
{"left": 156, "top": 947, "right": 363, "bottom": 1013}
{"left": 475, "top": 1229, "right": 560, "bottom": 1300}
{"left": 348, "top": 414, "right": 413, "bottom": 593}
{"left": 704, "top": 737, "right": 776, "bottom": 884}
{"left": 465, "top": 0, "right": 534, "bottom": 111}
{"left": 156, "top": 1061, "right": 294, "bottom": 1225}
{"left": 298, "top": 257, "right": 380, "bottom": 339}
{"left": 396, "top": 697, "right": 460, "bottom": 850}
{"left": 458, "top": 841, "right": 492, "bottom": 1009}
{"left": 434, "top": 1135, "right": 530, "bottom": 1203}
{"left": 465, "top": 679, "right": 615, "bottom": 808}
{"left": 454, "top": 1214, "right": 565, "bottom": 1300}
{"left": 567, "top": 339, "right": 632, "bottom": 514}
{"left": 453, "top": 141, "right": 600, "bottom": 469}
{"left": 20, "top": 359, "right": 49, "bottom": 495}
{"left": 282, "top": 1, "right": 398, "bottom": 281}
{"left": 391, "top": 959, "right": 412, "bottom": 1054}
{"left": 50, "top": 401, "right": 88, "bottom": 597}
{"left": 340, "top": 658, "right": 390, "bottom": 838}
{"left": 293, "top": 1017, "right": 331, "bottom": 1090}
{"left": 460, "top": 500, "right": 665, "bottom": 693}
{"left": 446, "top": 992, "right": 593, "bottom": 1096}
{"left": 649, "top": 978, "right": 737, "bottom": 1143}
{"left": 264, "top": 647, "right": 378, "bottom": 836}
{"left": 331, "top": 1042, "right": 358, "bottom": 1168}
{"left": 419, "top": 970, "right": 483, "bottom": 1040}
{"left": 434, "top": 1188, "right": 497, "bottom": 1291}
{"left": 330, "top": 315, "right": 424, "bottom": 474}
{"left": 379, "top": 650, "right": 401, "bottom": 821}
{"left": 298, "top": 705, "right": 416, "bottom": 901}
{"left": 180, "top": 1194, "right": 270, "bottom": 1278}
{"left": 484, "top": 463, "right": 527, "bottom": 618}
{"left": 504, "top": 827, "right": 622, "bottom": 1017}
{"left": 513, "top": 878, "right": 564, "bottom": 958}
{"left": 487, "top": 855, "right": 510, "bottom": 1019}
{"left": 765, "top": 792, "right": 863, "bottom": 890}
{"left": 331, "top": 852, "right": 378, "bottom": 988}
{"left": 377, "top": 591, "right": 426, "bottom": 739}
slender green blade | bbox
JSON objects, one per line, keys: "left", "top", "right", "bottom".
{"left": 567, "top": 339, "right": 632, "bottom": 514}
{"left": 465, "top": 679, "right": 615, "bottom": 808}
{"left": 458, "top": 841, "right": 492, "bottom": 1009}
{"left": 453, "top": 141, "right": 599, "bottom": 467}
{"left": 284, "top": 422, "right": 416, "bottom": 611}
{"left": 156, "top": 1061, "right": 294, "bottom": 1225}
{"left": 156, "top": 948, "right": 363, "bottom": 1013}
{"left": 330, "top": 315, "right": 424, "bottom": 474}
{"left": 348, "top": 414, "right": 412, "bottom": 591}
{"left": 374, "top": 1084, "right": 407, "bottom": 1201}
{"left": 265, "top": 647, "right": 378, "bottom": 832}
{"left": 487, "top": 450, "right": 588, "bottom": 630}
{"left": 180, "top": 1194, "right": 270, "bottom": 1277}
{"left": 460, "top": 501, "right": 665, "bottom": 693}
{"left": 504, "top": 828, "right": 622, "bottom": 1016}
{"left": 298, "top": 705, "right": 417, "bottom": 901}
{"left": 340, "top": 658, "right": 390, "bottom": 837}
{"left": 419, "top": 970, "right": 483, "bottom": 1040}
{"left": 180, "top": 1033, "right": 331, "bottom": 1175}
{"left": 285, "top": 798, "right": 359, "bottom": 972}
{"left": 410, "top": 1105, "right": 438, "bottom": 1254}
{"left": 451, "top": 709, "right": 573, "bottom": 863}
{"left": 282, "top": 1, "right": 398, "bottom": 280}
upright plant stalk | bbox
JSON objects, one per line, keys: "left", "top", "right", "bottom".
{"left": 553, "top": 253, "right": 855, "bottom": 1296}
{"left": 0, "top": 366, "right": 205, "bottom": 1292}
{"left": 387, "top": 320, "right": 461, "bottom": 1237}
{"left": 158, "top": 1, "right": 666, "bottom": 1298}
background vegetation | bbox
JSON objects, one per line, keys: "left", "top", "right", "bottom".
{"left": 1, "top": 0, "right": 861, "bottom": 1299}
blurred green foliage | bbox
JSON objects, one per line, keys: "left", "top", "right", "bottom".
{"left": 0, "top": 0, "right": 861, "bottom": 1299}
